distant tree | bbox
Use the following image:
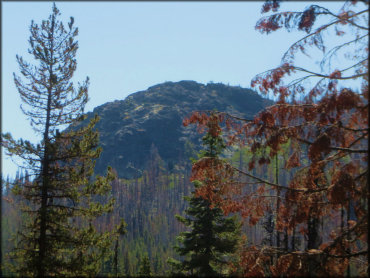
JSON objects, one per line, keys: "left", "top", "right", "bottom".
{"left": 148, "top": 143, "right": 165, "bottom": 179}
{"left": 113, "top": 219, "right": 127, "bottom": 277}
{"left": 153, "top": 252, "right": 164, "bottom": 275}
{"left": 169, "top": 114, "right": 241, "bottom": 276}
{"left": 138, "top": 253, "right": 152, "bottom": 277}
{"left": 184, "top": 1, "right": 368, "bottom": 276}
{"left": 2, "top": 4, "right": 118, "bottom": 276}
{"left": 122, "top": 248, "right": 131, "bottom": 276}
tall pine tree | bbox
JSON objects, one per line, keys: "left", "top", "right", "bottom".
{"left": 2, "top": 4, "right": 118, "bottom": 276}
{"left": 169, "top": 114, "right": 241, "bottom": 276}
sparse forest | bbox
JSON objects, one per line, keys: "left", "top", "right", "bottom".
{"left": 1, "top": 1, "right": 368, "bottom": 277}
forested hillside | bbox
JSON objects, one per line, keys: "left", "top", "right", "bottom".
{"left": 2, "top": 140, "right": 303, "bottom": 276}
{"left": 2, "top": 81, "right": 272, "bottom": 276}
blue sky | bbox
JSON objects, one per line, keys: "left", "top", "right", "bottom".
{"left": 1, "top": 1, "right": 350, "bottom": 178}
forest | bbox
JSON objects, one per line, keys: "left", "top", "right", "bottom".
{"left": 1, "top": 1, "right": 368, "bottom": 277}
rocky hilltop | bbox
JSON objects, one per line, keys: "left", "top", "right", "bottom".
{"left": 76, "top": 80, "right": 272, "bottom": 178}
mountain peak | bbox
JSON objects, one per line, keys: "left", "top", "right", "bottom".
{"left": 77, "top": 80, "right": 272, "bottom": 178}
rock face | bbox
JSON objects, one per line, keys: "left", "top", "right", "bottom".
{"left": 75, "top": 80, "right": 273, "bottom": 178}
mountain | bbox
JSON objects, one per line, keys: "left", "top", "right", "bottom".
{"left": 3, "top": 81, "right": 274, "bottom": 276}
{"left": 75, "top": 80, "right": 273, "bottom": 178}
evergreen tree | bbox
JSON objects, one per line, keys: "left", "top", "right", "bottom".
{"left": 2, "top": 4, "right": 118, "bottom": 276}
{"left": 123, "top": 249, "right": 131, "bottom": 276}
{"left": 113, "top": 219, "right": 127, "bottom": 277}
{"left": 138, "top": 253, "right": 152, "bottom": 277}
{"left": 169, "top": 114, "right": 241, "bottom": 277}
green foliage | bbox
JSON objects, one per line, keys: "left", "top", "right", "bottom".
{"left": 169, "top": 123, "right": 241, "bottom": 276}
{"left": 170, "top": 181, "right": 241, "bottom": 277}
{"left": 184, "top": 140, "right": 198, "bottom": 164}
{"left": 6, "top": 116, "right": 118, "bottom": 277}
{"left": 116, "top": 218, "right": 128, "bottom": 236}
{"left": 199, "top": 128, "right": 226, "bottom": 159}
{"left": 138, "top": 253, "right": 152, "bottom": 277}
{"left": 1, "top": 4, "right": 119, "bottom": 277}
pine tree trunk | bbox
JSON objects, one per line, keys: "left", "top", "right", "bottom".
{"left": 37, "top": 85, "right": 52, "bottom": 278}
{"left": 37, "top": 16, "right": 55, "bottom": 277}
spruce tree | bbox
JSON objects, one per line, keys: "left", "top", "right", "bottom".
{"left": 2, "top": 4, "right": 118, "bottom": 276}
{"left": 169, "top": 115, "right": 241, "bottom": 276}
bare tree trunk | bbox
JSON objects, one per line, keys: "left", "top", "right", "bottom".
{"left": 239, "top": 147, "right": 243, "bottom": 175}
{"left": 292, "top": 225, "right": 296, "bottom": 251}
{"left": 114, "top": 239, "right": 118, "bottom": 277}
{"left": 284, "top": 227, "right": 288, "bottom": 251}
{"left": 347, "top": 201, "right": 351, "bottom": 277}
{"left": 307, "top": 216, "right": 321, "bottom": 248}
{"left": 275, "top": 155, "right": 281, "bottom": 250}
{"left": 307, "top": 213, "right": 322, "bottom": 276}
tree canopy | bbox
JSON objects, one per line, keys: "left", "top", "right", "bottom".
{"left": 2, "top": 4, "right": 118, "bottom": 276}
{"left": 184, "top": 1, "right": 368, "bottom": 276}
{"left": 170, "top": 115, "right": 241, "bottom": 276}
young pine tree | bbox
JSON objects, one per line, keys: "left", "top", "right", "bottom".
{"left": 169, "top": 114, "right": 241, "bottom": 277}
{"left": 2, "top": 4, "right": 118, "bottom": 276}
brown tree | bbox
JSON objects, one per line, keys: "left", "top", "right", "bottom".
{"left": 184, "top": 1, "right": 368, "bottom": 276}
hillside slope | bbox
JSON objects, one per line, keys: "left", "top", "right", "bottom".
{"left": 75, "top": 80, "right": 272, "bottom": 178}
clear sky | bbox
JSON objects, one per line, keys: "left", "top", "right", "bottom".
{"left": 1, "top": 1, "right": 350, "bottom": 178}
